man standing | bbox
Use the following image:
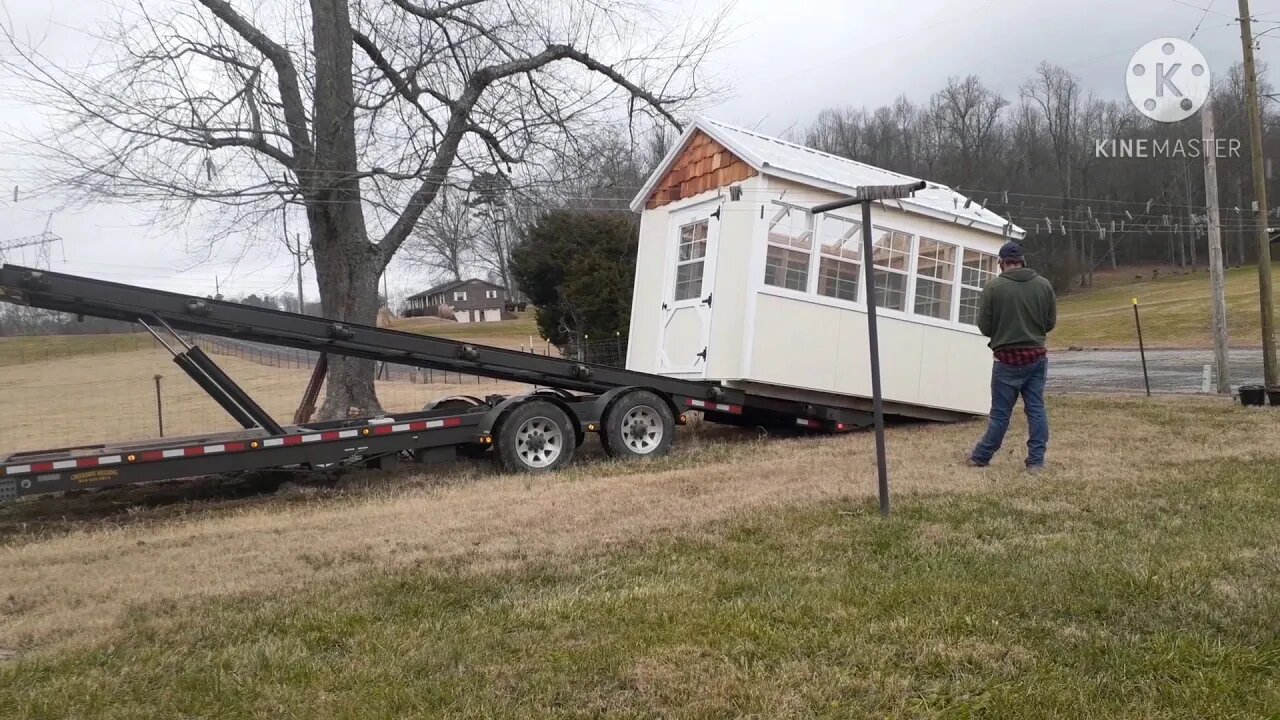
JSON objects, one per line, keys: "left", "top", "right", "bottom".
{"left": 967, "top": 241, "right": 1057, "bottom": 473}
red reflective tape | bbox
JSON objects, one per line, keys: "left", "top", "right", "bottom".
{"left": 76, "top": 458, "right": 98, "bottom": 468}
{"left": 373, "top": 425, "right": 394, "bottom": 436}
{"left": 320, "top": 432, "right": 341, "bottom": 442}
{"left": 184, "top": 447, "right": 204, "bottom": 457}
{"left": 283, "top": 435, "right": 304, "bottom": 446}
{"left": 141, "top": 451, "right": 164, "bottom": 462}
{"left": 410, "top": 421, "right": 428, "bottom": 432}
{"left": 443, "top": 417, "right": 463, "bottom": 428}
{"left": 225, "top": 442, "right": 246, "bottom": 452}
{"left": 30, "top": 462, "right": 54, "bottom": 473}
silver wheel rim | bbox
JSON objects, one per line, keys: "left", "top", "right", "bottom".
{"left": 515, "top": 416, "right": 563, "bottom": 468}
{"left": 620, "top": 405, "right": 664, "bottom": 454}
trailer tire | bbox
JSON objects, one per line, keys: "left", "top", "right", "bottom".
{"left": 601, "top": 390, "right": 675, "bottom": 460}
{"left": 494, "top": 399, "right": 576, "bottom": 473}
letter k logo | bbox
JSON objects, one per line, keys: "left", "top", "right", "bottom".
{"left": 1156, "top": 63, "right": 1183, "bottom": 97}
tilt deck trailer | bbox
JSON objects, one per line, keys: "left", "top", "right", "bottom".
{"left": 0, "top": 264, "right": 876, "bottom": 503}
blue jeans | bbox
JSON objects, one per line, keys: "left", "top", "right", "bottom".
{"left": 970, "top": 357, "right": 1049, "bottom": 467}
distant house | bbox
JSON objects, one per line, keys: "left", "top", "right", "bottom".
{"left": 403, "top": 278, "right": 513, "bottom": 323}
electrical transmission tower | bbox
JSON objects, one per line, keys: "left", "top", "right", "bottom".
{"left": 0, "top": 215, "right": 64, "bottom": 268}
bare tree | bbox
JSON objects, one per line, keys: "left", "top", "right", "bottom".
{"left": 1, "top": 0, "right": 730, "bottom": 418}
{"left": 403, "top": 185, "right": 477, "bottom": 283}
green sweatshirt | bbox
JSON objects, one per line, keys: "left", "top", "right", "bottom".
{"left": 977, "top": 267, "right": 1057, "bottom": 350}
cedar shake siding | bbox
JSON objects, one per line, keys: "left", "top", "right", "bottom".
{"left": 644, "top": 130, "right": 757, "bottom": 210}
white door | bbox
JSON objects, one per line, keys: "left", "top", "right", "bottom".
{"left": 656, "top": 203, "right": 720, "bottom": 377}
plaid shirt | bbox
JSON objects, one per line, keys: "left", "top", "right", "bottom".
{"left": 993, "top": 346, "right": 1047, "bottom": 366}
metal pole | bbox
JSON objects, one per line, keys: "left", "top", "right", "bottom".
{"left": 154, "top": 374, "right": 165, "bottom": 437}
{"left": 1133, "top": 298, "right": 1151, "bottom": 396}
{"left": 1202, "top": 105, "right": 1232, "bottom": 393}
{"left": 861, "top": 200, "right": 891, "bottom": 517}
{"left": 1238, "top": 0, "right": 1278, "bottom": 388}
{"left": 295, "top": 233, "right": 306, "bottom": 315}
{"left": 810, "top": 180, "right": 924, "bottom": 519}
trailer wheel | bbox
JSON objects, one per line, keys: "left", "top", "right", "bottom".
{"left": 494, "top": 400, "right": 576, "bottom": 473}
{"left": 601, "top": 390, "right": 675, "bottom": 460}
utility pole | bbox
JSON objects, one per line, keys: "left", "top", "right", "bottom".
{"left": 1239, "top": 0, "right": 1277, "bottom": 387}
{"left": 294, "top": 233, "right": 305, "bottom": 315}
{"left": 1203, "top": 105, "right": 1231, "bottom": 393}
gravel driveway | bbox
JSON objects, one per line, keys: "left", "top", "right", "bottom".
{"left": 1048, "top": 349, "right": 1266, "bottom": 394}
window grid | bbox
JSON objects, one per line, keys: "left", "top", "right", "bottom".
{"left": 756, "top": 208, "right": 1001, "bottom": 330}
{"left": 959, "top": 249, "right": 999, "bottom": 325}
{"left": 817, "top": 214, "right": 862, "bottom": 302}
{"left": 764, "top": 205, "right": 813, "bottom": 292}
{"left": 674, "top": 220, "right": 708, "bottom": 302}
{"left": 914, "top": 237, "right": 958, "bottom": 320}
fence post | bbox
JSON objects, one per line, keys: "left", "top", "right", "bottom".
{"left": 154, "top": 374, "right": 165, "bottom": 437}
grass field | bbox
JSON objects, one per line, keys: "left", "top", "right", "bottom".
{"left": 0, "top": 346, "right": 531, "bottom": 456}
{"left": 1053, "top": 263, "right": 1280, "bottom": 350}
{"left": 0, "top": 333, "right": 157, "bottom": 367}
{"left": 2, "top": 393, "right": 1279, "bottom": 717}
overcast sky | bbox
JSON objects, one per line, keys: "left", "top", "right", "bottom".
{"left": 2, "top": 0, "right": 1279, "bottom": 302}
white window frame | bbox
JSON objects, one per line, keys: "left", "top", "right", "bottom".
{"left": 453, "top": 290, "right": 467, "bottom": 302}
{"left": 673, "top": 218, "right": 709, "bottom": 303}
{"left": 763, "top": 202, "right": 814, "bottom": 293}
{"left": 913, "top": 236, "right": 960, "bottom": 322}
{"left": 813, "top": 211, "right": 864, "bottom": 304}
{"left": 958, "top": 248, "right": 999, "bottom": 326}
{"left": 867, "top": 225, "right": 914, "bottom": 314}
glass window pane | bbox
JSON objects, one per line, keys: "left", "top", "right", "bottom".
{"left": 959, "top": 287, "right": 983, "bottom": 325}
{"left": 914, "top": 277, "right": 953, "bottom": 320}
{"left": 819, "top": 214, "right": 862, "bottom": 260}
{"left": 818, "top": 256, "right": 859, "bottom": 301}
{"left": 917, "top": 238, "right": 957, "bottom": 281}
{"left": 961, "top": 250, "right": 997, "bottom": 287}
{"left": 768, "top": 207, "right": 813, "bottom": 251}
{"left": 765, "top": 245, "right": 809, "bottom": 291}
{"left": 871, "top": 227, "right": 911, "bottom": 271}
{"left": 679, "top": 221, "right": 707, "bottom": 262}
{"left": 872, "top": 269, "right": 907, "bottom": 311}
{"left": 675, "top": 261, "right": 704, "bottom": 301}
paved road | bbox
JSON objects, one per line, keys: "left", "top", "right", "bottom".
{"left": 200, "top": 334, "right": 1265, "bottom": 396}
{"left": 1048, "top": 349, "right": 1264, "bottom": 394}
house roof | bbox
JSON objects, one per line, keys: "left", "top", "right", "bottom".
{"left": 630, "top": 116, "right": 1025, "bottom": 240}
{"left": 407, "top": 277, "right": 505, "bottom": 300}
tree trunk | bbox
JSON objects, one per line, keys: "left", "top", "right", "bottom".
{"left": 308, "top": 0, "right": 382, "bottom": 420}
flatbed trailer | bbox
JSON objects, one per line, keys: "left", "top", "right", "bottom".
{"left": 0, "top": 264, "right": 876, "bottom": 503}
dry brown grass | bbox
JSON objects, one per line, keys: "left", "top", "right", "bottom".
{"left": 0, "top": 347, "right": 531, "bottom": 455}
{"left": 1, "top": 392, "right": 1274, "bottom": 658}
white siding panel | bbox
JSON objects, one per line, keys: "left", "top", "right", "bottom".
{"left": 625, "top": 206, "right": 671, "bottom": 373}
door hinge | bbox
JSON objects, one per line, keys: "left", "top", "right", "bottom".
{"left": 710, "top": 207, "right": 721, "bottom": 220}
{"left": 701, "top": 293, "right": 712, "bottom": 306}
{"left": 696, "top": 347, "right": 707, "bottom": 360}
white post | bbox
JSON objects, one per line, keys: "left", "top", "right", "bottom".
{"left": 1202, "top": 364, "right": 1212, "bottom": 394}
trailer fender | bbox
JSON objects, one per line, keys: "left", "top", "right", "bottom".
{"left": 480, "top": 393, "right": 586, "bottom": 447}
{"left": 587, "top": 386, "right": 682, "bottom": 434}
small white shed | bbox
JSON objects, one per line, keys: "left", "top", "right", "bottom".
{"left": 624, "top": 117, "right": 1026, "bottom": 421}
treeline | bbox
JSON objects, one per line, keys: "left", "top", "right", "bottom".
{"left": 796, "top": 61, "right": 1278, "bottom": 291}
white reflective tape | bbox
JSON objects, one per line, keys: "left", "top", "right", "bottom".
{"left": 302, "top": 434, "right": 322, "bottom": 443}
{"left": 339, "top": 430, "right": 359, "bottom": 439}
{"left": 392, "top": 424, "right": 411, "bottom": 433}
{"left": 99, "top": 456, "right": 122, "bottom": 465}
{"left": 6, "top": 465, "right": 31, "bottom": 475}
{"left": 52, "top": 460, "right": 78, "bottom": 470}
{"left": 261, "top": 439, "right": 284, "bottom": 448}
{"left": 203, "top": 445, "right": 226, "bottom": 454}
{"left": 162, "top": 449, "right": 185, "bottom": 459}
{"left": 425, "top": 419, "right": 444, "bottom": 429}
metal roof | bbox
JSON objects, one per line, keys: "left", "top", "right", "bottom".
{"left": 630, "top": 116, "right": 1025, "bottom": 239}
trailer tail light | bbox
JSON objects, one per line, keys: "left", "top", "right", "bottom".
{"left": 678, "top": 414, "right": 687, "bottom": 425}
{"left": 586, "top": 423, "right": 597, "bottom": 432}
{"left": 481, "top": 435, "right": 493, "bottom": 445}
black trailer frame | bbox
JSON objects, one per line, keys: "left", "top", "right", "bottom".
{"left": 0, "top": 264, "right": 875, "bottom": 503}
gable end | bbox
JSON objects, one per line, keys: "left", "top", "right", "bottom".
{"left": 644, "top": 130, "right": 756, "bottom": 210}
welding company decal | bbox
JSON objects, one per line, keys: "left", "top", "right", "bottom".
{"left": 71, "top": 469, "right": 120, "bottom": 485}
